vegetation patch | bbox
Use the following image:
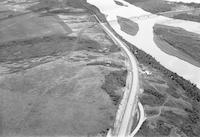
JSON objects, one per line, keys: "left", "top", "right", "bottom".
{"left": 165, "top": 85, "right": 181, "bottom": 99}
{"left": 101, "top": 70, "right": 127, "bottom": 105}
{"left": 0, "top": 34, "right": 105, "bottom": 63}
{"left": 0, "top": 35, "right": 74, "bottom": 62}
{"left": 114, "top": 0, "right": 128, "bottom": 7}
{"left": 175, "top": 2, "right": 200, "bottom": 9}
{"left": 137, "top": 120, "right": 172, "bottom": 137}
{"left": 0, "top": 13, "right": 70, "bottom": 42}
{"left": 28, "top": 0, "right": 107, "bottom": 22}
{"left": 153, "top": 32, "right": 200, "bottom": 68}
{"left": 173, "top": 13, "right": 200, "bottom": 23}
{"left": 140, "top": 88, "right": 167, "bottom": 106}
{"left": 0, "top": 61, "right": 117, "bottom": 136}
{"left": 117, "top": 16, "right": 139, "bottom": 36}
{"left": 74, "top": 38, "right": 102, "bottom": 52}
{"left": 145, "top": 109, "right": 160, "bottom": 117}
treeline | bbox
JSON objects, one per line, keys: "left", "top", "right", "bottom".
{"left": 175, "top": 2, "right": 200, "bottom": 8}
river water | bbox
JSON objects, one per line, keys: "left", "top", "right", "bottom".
{"left": 87, "top": 0, "right": 200, "bottom": 88}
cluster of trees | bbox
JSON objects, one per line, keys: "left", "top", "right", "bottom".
{"left": 175, "top": 2, "right": 200, "bottom": 8}
{"left": 101, "top": 70, "right": 127, "bottom": 105}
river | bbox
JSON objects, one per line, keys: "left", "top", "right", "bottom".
{"left": 87, "top": 0, "right": 200, "bottom": 88}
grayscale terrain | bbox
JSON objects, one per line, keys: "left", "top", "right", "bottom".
{"left": 0, "top": 0, "right": 127, "bottom": 136}
{"left": 0, "top": 0, "right": 200, "bottom": 137}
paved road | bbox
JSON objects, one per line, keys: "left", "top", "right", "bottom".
{"left": 93, "top": 15, "right": 144, "bottom": 137}
{"left": 129, "top": 102, "right": 146, "bottom": 137}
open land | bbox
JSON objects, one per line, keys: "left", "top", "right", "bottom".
{"left": 1, "top": 0, "right": 200, "bottom": 137}
{"left": 0, "top": 0, "right": 127, "bottom": 136}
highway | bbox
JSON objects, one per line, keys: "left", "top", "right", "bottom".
{"left": 93, "top": 15, "right": 145, "bottom": 137}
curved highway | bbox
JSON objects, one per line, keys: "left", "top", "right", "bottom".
{"left": 93, "top": 15, "right": 145, "bottom": 137}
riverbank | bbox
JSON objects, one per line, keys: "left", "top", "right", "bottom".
{"left": 85, "top": 0, "right": 200, "bottom": 136}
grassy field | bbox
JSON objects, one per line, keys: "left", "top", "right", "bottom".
{"left": 0, "top": 12, "right": 71, "bottom": 42}
{"left": 153, "top": 24, "right": 200, "bottom": 66}
{"left": 0, "top": 60, "right": 118, "bottom": 136}
{"left": 0, "top": 0, "right": 127, "bottom": 136}
{"left": 117, "top": 16, "right": 139, "bottom": 36}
